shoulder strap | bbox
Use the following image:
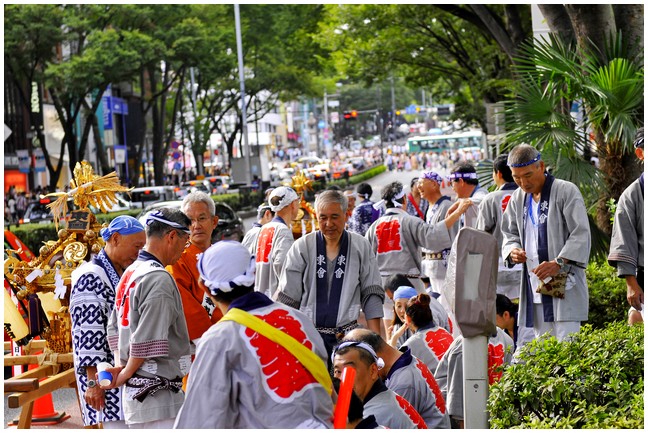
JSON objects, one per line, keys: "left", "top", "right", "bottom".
{"left": 220, "top": 307, "right": 332, "bottom": 394}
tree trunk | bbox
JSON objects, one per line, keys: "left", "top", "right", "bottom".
{"left": 537, "top": 5, "right": 575, "bottom": 44}
{"left": 613, "top": 4, "right": 644, "bottom": 64}
{"left": 470, "top": 5, "right": 517, "bottom": 60}
{"left": 565, "top": 5, "right": 616, "bottom": 63}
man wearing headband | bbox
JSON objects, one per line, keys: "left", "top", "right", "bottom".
{"left": 348, "top": 182, "right": 381, "bottom": 237}
{"left": 501, "top": 144, "right": 590, "bottom": 342}
{"left": 167, "top": 192, "right": 221, "bottom": 355}
{"left": 174, "top": 241, "right": 333, "bottom": 428}
{"left": 417, "top": 170, "right": 457, "bottom": 309}
{"left": 608, "top": 127, "right": 644, "bottom": 325}
{"left": 103, "top": 207, "right": 192, "bottom": 428}
{"left": 70, "top": 215, "right": 146, "bottom": 428}
{"left": 255, "top": 186, "right": 300, "bottom": 299}
{"left": 275, "top": 190, "right": 384, "bottom": 360}
{"left": 344, "top": 328, "right": 450, "bottom": 428}
{"left": 446, "top": 161, "right": 488, "bottom": 229}
{"left": 476, "top": 155, "right": 535, "bottom": 351}
{"left": 241, "top": 201, "right": 274, "bottom": 255}
{"left": 332, "top": 340, "right": 425, "bottom": 429}
{"left": 365, "top": 181, "right": 473, "bottom": 333}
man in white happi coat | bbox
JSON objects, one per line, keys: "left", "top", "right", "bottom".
{"left": 501, "top": 144, "right": 591, "bottom": 342}
{"left": 417, "top": 171, "right": 458, "bottom": 301}
{"left": 275, "top": 190, "right": 383, "bottom": 359}
{"left": 70, "top": 216, "right": 146, "bottom": 428}
{"left": 332, "top": 341, "right": 427, "bottom": 429}
{"left": 344, "top": 328, "right": 450, "bottom": 429}
{"left": 365, "top": 181, "right": 473, "bottom": 331}
{"left": 175, "top": 241, "right": 333, "bottom": 429}
{"left": 446, "top": 161, "right": 489, "bottom": 229}
{"left": 255, "top": 186, "right": 300, "bottom": 298}
{"left": 608, "top": 127, "right": 644, "bottom": 324}
{"left": 241, "top": 202, "right": 274, "bottom": 255}
{"left": 103, "top": 208, "right": 192, "bottom": 428}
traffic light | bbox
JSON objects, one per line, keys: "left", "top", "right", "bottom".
{"left": 343, "top": 111, "right": 358, "bottom": 121}
{"left": 395, "top": 110, "right": 401, "bottom": 116}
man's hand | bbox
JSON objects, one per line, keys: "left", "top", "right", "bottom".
{"left": 508, "top": 248, "right": 527, "bottom": 264}
{"left": 84, "top": 385, "right": 105, "bottom": 410}
{"left": 98, "top": 365, "right": 125, "bottom": 390}
{"left": 532, "top": 260, "right": 561, "bottom": 281}
{"left": 626, "top": 276, "right": 644, "bottom": 311}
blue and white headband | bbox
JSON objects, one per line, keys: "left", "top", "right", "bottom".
{"left": 507, "top": 152, "right": 542, "bottom": 168}
{"left": 373, "top": 189, "right": 405, "bottom": 211}
{"left": 447, "top": 172, "right": 478, "bottom": 181}
{"left": 100, "top": 215, "right": 145, "bottom": 242}
{"left": 331, "top": 341, "right": 385, "bottom": 370}
{"left": 197, "top": 241, "right": 256, "bottom": 294}
{"left": 145, "top": 210, "right": 191, "bottom": 234}
{"left": 421, "top": 171, "right": 443, "bottom": 184}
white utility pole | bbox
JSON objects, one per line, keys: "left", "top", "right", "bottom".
{"left": 234, "top": 4, "right": 252, "bottom": 185}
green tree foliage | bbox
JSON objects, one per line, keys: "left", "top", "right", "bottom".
{"left": 488, "top": 321, "right": 644, "bottom": 428}
{"left": 502, "top": 32, "right": 643, "bottom": 257}
{"left": 317, "top": 4, "right": 531, "bottom": 131}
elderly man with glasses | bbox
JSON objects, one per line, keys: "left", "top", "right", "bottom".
{"left": 168, "top": 192, "right": 222, "bottom": 354}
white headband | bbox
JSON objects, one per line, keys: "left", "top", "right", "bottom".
{"left": 268, "top": 187, "right": 299, "bottom": 212}
{"left": 373, "top": 189, "right": 406, "bottom": 211}
{"left": 197, "top": 241, "right": 256, "bottom": 294}
{"left": 332, "top": 341, "right": 385, "bottom": 370}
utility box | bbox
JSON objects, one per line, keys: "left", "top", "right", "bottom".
{"left": 444, "top": 227, "right": 498, "bottom": 338}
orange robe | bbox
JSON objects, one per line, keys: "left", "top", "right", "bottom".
{"left": 167, "top": 243, "right": 222, "bottom": 341}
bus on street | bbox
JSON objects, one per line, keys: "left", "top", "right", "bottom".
{"left": 406, "top": 130, "right": 488, "bottom": 158}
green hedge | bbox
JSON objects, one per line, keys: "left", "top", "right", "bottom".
{"left": 586, "top": 259, "right": 628, "bottom": 328}
{"left": 488, "top": 321, "right": 644, "bottom": 429}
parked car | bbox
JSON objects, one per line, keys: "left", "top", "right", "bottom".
{"left": 205, "top": 176, "right": 232, "bottom": 194}
{"left": 137, "top": 200, "right": 244, "bottom": 242}
{"left": 19, "top": 197, "right": 75, "bottom": 225}
{"left": 129, "top": 186, "right": 179, "bottom": 209}
{"left": 332, "top": 163, "right": 356, "bottom": 180}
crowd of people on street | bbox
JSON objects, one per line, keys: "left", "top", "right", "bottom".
{"left": 62, "top": 130, "right": 643, "bottom": 429}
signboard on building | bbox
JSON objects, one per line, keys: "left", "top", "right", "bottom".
{"left": 33, "top": 148, "right": 46, "bottom": 172}
{"left": 102, "top": 96, "right": 113, "bottom": 130}
{"left": 114, "top": 145, "right": 127, "bottom": 164}
{"left": 16, "top": 150, "right": 30, "bottom": 173}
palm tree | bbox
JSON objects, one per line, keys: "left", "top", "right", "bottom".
{"left": 501, "top": 32, "right": 643, "bottom": 258}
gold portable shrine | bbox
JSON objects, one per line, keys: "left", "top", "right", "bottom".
{"left": 286, "top": 170, "right": 319, "bottom": 239}
{"left": 4, "top": 161, "right": 130, "bottom": 356}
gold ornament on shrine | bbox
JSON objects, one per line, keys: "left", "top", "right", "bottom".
{"left": 4, "top": 162, "right": 126, "bottom": 358}
{"left": 285, "top": 170, "right": 319, "bottom": 239}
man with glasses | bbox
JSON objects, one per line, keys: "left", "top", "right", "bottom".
{"left": 104, "top": 207, "right": 192, "bottom": 428}
{"left": 168, "top": 191, "right": 221, "bottom": 354}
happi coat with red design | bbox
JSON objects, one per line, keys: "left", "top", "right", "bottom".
{"left": 254, "top": 218, "right": 294, "bottom": 299}
{"left": 107, "top": 251, "right": 192, "bottom": 425}
{"left": 402, "top": 324, "right": 455, "bottom": 373}
{"left": 174, "top": 292, "right": 333, "bottom": 428}
{"left": 384, "top": 347, "right": 450, "bottom": 428}
{"left": 365, "top": 208, "right": 452, "bottom": 278}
